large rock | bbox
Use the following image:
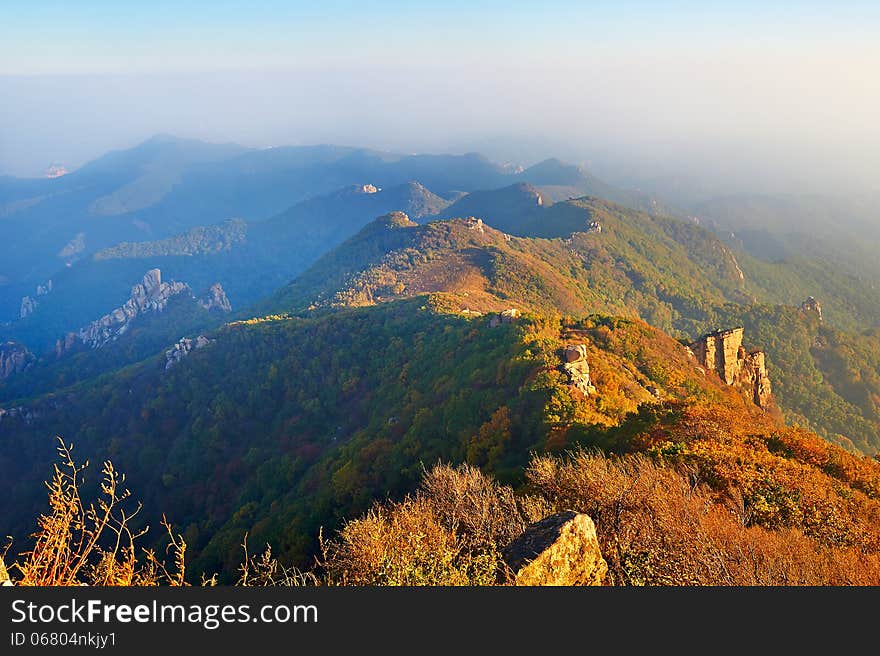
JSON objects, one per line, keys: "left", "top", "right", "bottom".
{"left": 142, "top": 268, "right": 162, "bottom": 292}
{"left": 690, "top": 327, "right": 743, "bottom": 385}
{"left": 562, "top": 344, "right": 596, "bottom": 395}
{"left": 563, "top": 344, "right": 587, "bottom": 363}
{"left": 36, "top": 279, "right": 53, "bottom": 296}
{"left": 502, "top": 511, "right": 607, "bottom": 586}
{"left": 54, "top": 332, "right": 79, "bottom": 357}
{"left": 0, "top": 405, "right": 37, "bottom": 425}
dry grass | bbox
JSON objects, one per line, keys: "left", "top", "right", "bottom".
{"left": 322, "top": 454, "right": 880, "bottom": 586}
{"left": 10, "top": 439, "right": 880, "bottom": 586}
{"left": 319, "top": 464, "right": 533, "bottom": 586}
{"left": 236, "top": 538, "right": 318, "bottom": 586}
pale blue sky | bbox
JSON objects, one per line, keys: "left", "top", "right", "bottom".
{"left": 3, "top": 1, "right": 878, "bottom": 75}
{"left": 1, "top": 1, "right": 879, "bottom": 195}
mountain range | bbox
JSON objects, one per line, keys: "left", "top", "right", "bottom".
{"left": 3, "top": 135, "right": 880, "bottom": 584}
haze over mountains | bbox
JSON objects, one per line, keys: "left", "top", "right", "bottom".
{"left": 0, "top": 136, "right": 657, "bottom": 327}
{"left": 4, "top": 134, "right": 880, "bottom": 583}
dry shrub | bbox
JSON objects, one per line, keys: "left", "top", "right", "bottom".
{"left": 237, "top": 539, "right": 318, "bottom": 586}
{"left": 10, "top": 439, "right": 186, "bottom": 586}
{"left": 629, "top": 403, "right": 880, "bottom": 552}
{"left": 528, "top": 449, "right": 880, "bottom": 585}
{"left": 321, "top": 463, "right": 552, "bottom": 585}
{"left": 17, "top": 436, "right": 880, "bottom": 586}
{"left": 321, "top": 496, "right": 498, "bottom": 585}
{"left": 419, "top": 463, "right": 541, "bottom": 549}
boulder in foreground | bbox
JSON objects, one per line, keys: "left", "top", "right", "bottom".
{"left": 502, "top": 511, "right": 607, "bottom": 586}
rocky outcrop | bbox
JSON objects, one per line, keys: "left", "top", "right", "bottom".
{"left": 489, "top": 308, "right": 521, "bottom": 327}
{"left": 739, "top": 349, "right": 773, "bottom": 408}
{"left": 198, "top": 283, "right": 232, "bottom": 313}
{"left": 0, "top": 341, "right": 33, "bottom": 380}
{"left": 45, "top": 163, "right": 68, "bottom": 179}
{"left": 689, "top": 328, "right": 773, "bottom": 409}
{"left": 165, "top": 335, "right": 212, "bottom": 371}
{"left": 14, "top": 283, "right": 50, "bottom": 319}
{"left": 502, "top": 511, "right": 607, "bottom": 586}
{"left": 467, "top": 217, "right": 485, "bottom": 233}
{"left": 562, "top": 344, "right": 596, "bottom": 395}
{"left": 36, "top": 280, "right": 53, "bottom": 296}
{"left": 73, "top": 269, "right": 191, "bottom": 350}
{"left": 54, "top": 332, "right": 79, "bottom": 357}
{"left": 20, "top": 295, "right": 37, "bottom": 319}
{"left": 0, "top": 405, "right": 37, "bottom": 425}
{"left": 690, "top": 327, "right": 744, "bottom": 385}
{"left": 801, "top": 296, "right": 823, "bottom": 322}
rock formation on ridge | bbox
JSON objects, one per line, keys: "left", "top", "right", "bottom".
{"left": 67, "top": 269, "right": 191, "bottom": 350}
{"left": 19, "top": 296, "right": 37, "bottom": 319}
{"left": 198, "top": 283, "right": 232, "bottom": 313}
{"left": 0, "top": 341, "right": 33, "bottom": 380}
{"left": 688, "top": 327, "right": 772, "bottom": 408}
{"left": 165, "top": 335, "right": 213, "bottom": 370}
{"left": 562, "top": 344, "right": 596, "bottom": 395}
{"left": 800, "top": 296, "right": 823, "bottom": 322}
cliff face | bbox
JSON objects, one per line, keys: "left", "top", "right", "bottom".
{"left": 739, "top": 349, "right": 773, "bottom": 408}
{"left": 690, "top": 327, "right": 744, "bottom": 385}
{"left": 689, "top": 327, "right": 772, "bottom": 409}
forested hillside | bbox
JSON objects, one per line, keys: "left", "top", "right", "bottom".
{"left": 4, "top": 140, "right": 880, "bottom": 587}
{"left": 2, "top": 294, "right": 751, "bottom": 576}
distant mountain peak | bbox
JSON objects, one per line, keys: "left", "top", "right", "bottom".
{"left": 520, "top": 158, "right": 588, "bottom": 186}
{"left": 376, "top": 211, "right": 418, "bottom": 229}
{"left": 143, "top": 133, "right": 185, "bottom": 145}
{"left": 505, "top": 181, "right": 545, "bottom": 201}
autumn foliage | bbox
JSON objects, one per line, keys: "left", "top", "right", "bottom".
{"left": 530, "top": 450, "right": 880, "bottom": 585}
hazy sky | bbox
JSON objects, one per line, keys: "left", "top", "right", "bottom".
{"left": 2, "top": 1, "right": 879, "bottom": 196}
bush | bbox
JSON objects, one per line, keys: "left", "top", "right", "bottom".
{"left": 528, "top": 450, "right": 880, "bottom": 585}
{"left": 8, "top": 440, "right": 186, "bottom": 586}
